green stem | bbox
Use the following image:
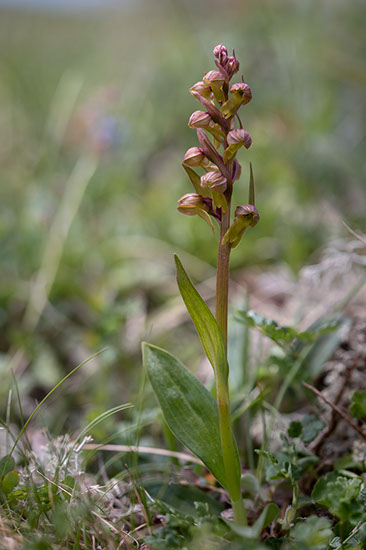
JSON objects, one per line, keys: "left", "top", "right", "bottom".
{"left": 216, "top": 374, "right": 247, "bottom": 525}
{"left": 216, "top": 206, "right": 231, "bottom": 349}
{"left": 215, "top": 202, "right": 247, "bottom": 525}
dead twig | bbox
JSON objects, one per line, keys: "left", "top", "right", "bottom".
{"left": 303, "top": 381, "right": 366, "bottom": 441}
{"left": 82, "top": 443, "right": 203, "bottom": 466}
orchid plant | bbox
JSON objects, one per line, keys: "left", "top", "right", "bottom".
{"left": 143, "top": 44, "right": 259, "bottom": 525}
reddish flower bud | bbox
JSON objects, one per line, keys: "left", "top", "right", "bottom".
{"left": 234, "top": 204, "right": 260, "bottom": 226}
{"left": 214, "top": 47, "right": 240, "bottom": 80}
{"left": 223, "top": 204, "right": 259, "bottom": 248}
{"left": 226, "top": 56, "right": 240, "bottom": 77}
{"left": 220, "top": 82, "right": 252, "bottom": 119}
{"left": 227, "top": 129, "right": 252, "bottom": 149}
{"left": 213, "top": 44, "right": 228, "bottom": 59}
{"left": 203, "top": 70, "right": 225, "bottom": 102}
{"left": 223, "top": 129, "right": 252, "bottom": 163}
{"left": 183, "top": 147, "right": 206, "bottom": 167}
{"left": 178, "top": 193, "right": 208, "bottom": 214}
{"left": 200, "top": 172, "right": 228, "bottom": 211}
{"left": 177, "top": 193, "right": 215, "bottom": 231}
{"left": 200, "top": 171, "right": 227, "bottom": 193}
{"left": 229, "top": 82, "right": 252, "bottom": 105}
{"left": 189, "top": 81, "right": 214, "bottom": 101}
{"left": 188, "top": 110, "right": 212, "bottom": 128}
{"left": 204, "top": 70, "right": 225, "bottom": 87}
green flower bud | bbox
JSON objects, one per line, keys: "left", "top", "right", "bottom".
{"left": 220, "top": 82, "right": 252, "bottom": 119}
{"left": 189, "top": 115, "right": 225, "bottom": 142}
{"left": 189, "top": 81, "right": 214, "bottom": 101}
{"left": 177, "top": 193, "right": 215, "bottom": 231}
{"left": 200, "top": 171, "right": 228, "bottom": 212}
{"left": 234, "top": 204, "right": 259, "bottom": 226}
{"left": 222, "top": 204, "right": 259, "bottom": 248}
{"left": 230, "top": 83, "right": 252, "bottom": 104}
{"left": 228, "top": 129, "right": 252, "bottom": 148}
{"left": 203, "top": 70, "right": 225, "bottom": 103}
{"left": 223, "top": 129, "right": 252, "bottom": 162}
{"left": 204, "top": 70, "right": 225, "bottom": 88}
{"left": 188, "top": 110, "right": 212, "bottom": 128}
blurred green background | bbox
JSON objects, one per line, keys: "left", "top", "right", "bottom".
{"left": 0, "top": 0, "right": 365, "bottom": 432}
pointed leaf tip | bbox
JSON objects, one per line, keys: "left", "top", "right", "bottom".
{"left": 174, "top": 254, "right": 228, "bottom": 380}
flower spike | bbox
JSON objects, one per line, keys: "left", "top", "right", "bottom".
{"left": 182, "top": 43, "right": 258, "bottom": 248}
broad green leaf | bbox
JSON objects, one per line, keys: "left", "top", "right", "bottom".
{"left": 300, "top": 414, "right": 326, "bottom": 444}
{"left": 288, "top": 415, "right": 326, "bottom": 444}
{"left": 290, "top": 516, "right": 332, "bottom": 550}
{"left": 174, "top": 255, "right": 228, "bottom": 380}
{"left": 143, "top": 343, "right": 227, "bottom": 489}
{"left": 288, "top": 421, "right": 303, "bottom": 439}
{"left": 1, "top": 470, "right": 19, "bottom": 494}
{"left": 225, "top": 502, "right": 279, "bottom": 539}
{"left": 312, "top": 473, "right": 364, "bottom": 522}
{"left": 0, "top": 455, "right": 15, "bottom": 480}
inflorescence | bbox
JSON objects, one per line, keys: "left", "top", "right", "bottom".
{"left": 178, "top": 44, "right": 259, "bottom": 248}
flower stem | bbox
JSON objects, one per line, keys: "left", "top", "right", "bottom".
{"left": 215, "top": 201, "right": 247, "bottom": 525}
{"left": 216, "top": 206, "right": 231, "bottom": 350}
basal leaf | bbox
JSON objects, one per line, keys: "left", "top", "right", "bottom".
{"left": 1, "top": 470, "right": 19, "bottom": 494}
{"left": 0, "top": 455, "right": 15, "bottom": 480}
{"left": 288, "top": 421, "right": 303, "bottom": 439}
{"left": 225, "top": 502, "right": 279, "bottom": 539}
{"left": 350, "top": 390, "right": 366, "bottom": 419}
{"left": 143, "top": 343, "right": 227, "bottom": 489}
{"left": 312, "top": 473, "right": 364, "bottom": 522}
{"left": 300, "top": 414, "right": 326, "bottom": 444}
{"left": 290, "top": 516, "right": 332, "bottom": 550}
{"left": 174, "top": 255, "right": 228, "bottom": 380}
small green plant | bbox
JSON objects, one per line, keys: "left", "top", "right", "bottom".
{"left": 143, "top": 44, "right": 262, "bottom": 526}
